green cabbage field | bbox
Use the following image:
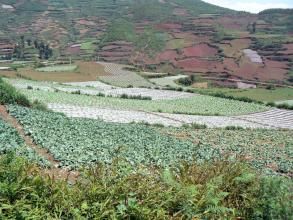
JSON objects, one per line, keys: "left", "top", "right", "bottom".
{"left": 7, "top": 105, "right": 292, "bottom": 175}
{"left": 0, "top": 118, "right": 49, "bottom": 166}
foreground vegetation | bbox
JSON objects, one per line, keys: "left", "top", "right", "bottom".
{"left": 0, "top": 77, "right": 30, "bottom": 106}
{"left": 0, "top": 154, "right": 292, "bottom": 219}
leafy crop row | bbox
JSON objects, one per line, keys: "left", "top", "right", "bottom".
{"left": 163, "top": 127, "right": 293, "bottom": 176}
{"left": 7, "top": 105, "right": 292, "bottom": 175}
{"left": 0, "top": 118, "right": 50, "bottom": 166}
{"left": 8, "top": 105, "right": 197, "bottom": 169}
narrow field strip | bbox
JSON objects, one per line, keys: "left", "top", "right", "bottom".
{"left": 47, "top": 103, "right": 182, "bottom": 126}
{"left": 46, "top": 103, "right": 277, "bottom": 129}
{"left": 97, "top": 62, "right": 154, "bottom": 87}
{"left": 236, "top": 109, "right": 293, "bottom": 130}
{"left": 0, "top": 105, "right": 78, "bottom": 181}
{"left": 6, "top": 78, "right": 196, "bottom": 100}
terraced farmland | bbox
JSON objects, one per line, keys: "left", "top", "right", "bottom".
{"left": 47, "top": 103, "right": 270, "bottom": 129}
{"left": 6, "top": 78, "right": 195, "bottom": 100}
{"left": 8, "top": 105, "right": 195, "bottom": 169}
{"left": 236, "top": 109, "right": 293, "bottom": 129}
{"left": 19, "top": 89, "right": 270, "bottom": 116}
{"left": 97, "top": 62, "right": 153, "bottom": 87}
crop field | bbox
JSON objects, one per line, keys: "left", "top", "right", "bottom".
{"left": 8, "top": 105, "right": 195, "bottom": 169}
{"left": 47, "top": 103, "right": 270, "bottom": 128}
{"left": 0, "top": 118, "right": 49, "bottom": 166}
{"left": 20, "top": 89, "right": 270, "bottom": 116}
{"left": 150, "top": 75, "right": 188, "bottom": 87}
{"left": 7, "top": 105, "right": 293, "bottom": 176}
{"left": 236, "top": 109, "right": 293, "bottom": 130}
{"left": 1, "top": 62, "right": 109, "bottom": 82}
{"left": 36, "top": 65, "right": 78, "bottom": 72}
{"left": 97, "top": 62, "right": 153, "bottom": 87}
{"left": 162, "top": 127, "right": 293, "bottom": 176}
{"left": 6, "top": 78, "right": 195, "bottom": 100}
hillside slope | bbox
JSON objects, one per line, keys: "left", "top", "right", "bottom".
{"left": 0, "top": 0, "right": 292, "bottom": 84}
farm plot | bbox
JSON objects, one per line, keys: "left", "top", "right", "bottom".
{"left": 0, "top": 117, "right": 49, "bottom": 166}
{"left": 103, "top": 88, "right": 196, "bottom": 100}
{"left": 162, "top": 128, "right": 293, "bottom": 176}
{"left": 20, "top": 89, "right": 270, "bottom": 116}
{"left": 36, "top": 65, "right": 77, "bottom": 72}
{"left": 7, "top": 106, "right": 293, "bottom": 175}
{"left": 97, "top": 62, "right": 153, "bottom": 87}
{"left": 8, "top": 105, "right": 195, "bottom": 169}
{"left": 47, "top": 103, "right": 271, "bottom": 128}
{"left": 62, "top": 81, "right": 115, "bottom": 90}
{"left": 9, "top": 62, "right": 109, "bottom": 82}
{"left": 47, "top": 104, "right": 181, "bottom": 126}
{"left": 157, "top": 113, "right": 270, "bottom": 129}
{"left": 7, "top": 78, "right": 195, "bottom": 100}
{"left": 150, "top": 75, "right": 188, "bottom": 87}
{"left": 236, "top": 109, "right": 293, "bottom": 130}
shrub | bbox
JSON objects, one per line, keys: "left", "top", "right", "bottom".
{"left": 0, "top": 77, "right": 30, "bottom": 107}
{"left": 32, "top": 100, "right": 48, "bottom": 111}
{"left": 0, "top": 154, "right": 291, "bottom": 219}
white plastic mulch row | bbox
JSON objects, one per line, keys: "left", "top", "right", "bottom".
{"left": 47, "top": 104, "right": 181, "bottom": 127}
{"left": 63, "top": 81, "right": 116, "bottom": 90}
{"left": 47, "top": 103, "right": 276, "bottom": 129}
{"left": 8, "top": 78, "right": 196, "bottom": 100}
{"left": 103, "top": 88, "right": 196, "bottom": 100}
{"left": 235, "top": 109, "right": 293, "bottom": 129}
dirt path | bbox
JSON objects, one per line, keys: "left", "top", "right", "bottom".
{"left": 0, "top": 105, "right": 79, "bottom": 182}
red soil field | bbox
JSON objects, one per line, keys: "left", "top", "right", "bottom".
{"left": 175, "top": 58, "right": 217, "bottom": 72}
{"left": 264, "top": 59, "right": 289, "bottom": 69}
{"left": 65, "top": 46, "right": 81, "bottom": 55}
{"left": 98, "top": 51, "right": 132, "bottom": 57}
{"left": 156, "top": 23, "right": 182, "bottom": 31}
{"left": 156, "top": 50, "right": 178, "bottom": 61}
{"left": 182, "top": 44, "right": 217, "bottom": 57}
{"left": 76, "top": 19, "right": 96, "bottom": 26}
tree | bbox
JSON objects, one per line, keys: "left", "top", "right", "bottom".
{"left": 27, "top": 39, "right": 31, "bottom": 46}
{"left": 252, "top": 22, "right": 256, "bottom": 33}
{"left": 34, "top": 40, "right": 39, "bottom": 49}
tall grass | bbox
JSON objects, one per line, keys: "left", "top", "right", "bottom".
{"left": 0, "top": 77, "right": 30, "bottom": 106}
{"left": 0, "top": 154, "right": 291, "bottom": 219}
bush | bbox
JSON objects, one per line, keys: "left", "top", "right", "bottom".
{"left": 0, "top": 154, "right": 291, "bottom": 219}
{"left": 0, "top": 77, "right": 30, "bottom": 107}
{"left": 32, "top": 100, "right": 48, "bottom": 111}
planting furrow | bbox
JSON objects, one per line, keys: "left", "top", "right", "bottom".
{"left": 236, "top": 109, "right": 293, "bottom": 129}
